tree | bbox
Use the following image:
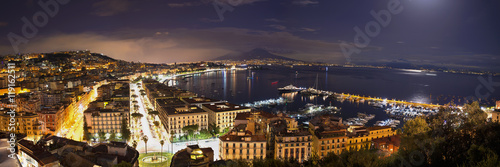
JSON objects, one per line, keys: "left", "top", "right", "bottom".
{"left": 198, "top": 129, "right": 212, "bottom": 139}
{"left": 403, "top": 116, "right": 430, "bottom": 137}
{"left": 98, "top": 130, "right": 106, "bottom": 142}
{"left": 208, "top": 123, "right": 220, "bottom": 137}
{"left": 153, "top": 121, "right": 160, "bottom": 127}
{"left": 121, "top": 118, "right": 131, "bottom": 142}
{"left": 109, "top": 130, "right": 117, "bottom": 141}
{"left": 160, "top": 140, "right": 165, "bottom": 162}
{"left": 132, "top": 140, "right": 138, "bottom": 149}
{"left": 131, "top": 113, "right": 143, "bottom": 122}
{"left": 149, "top": 110, "right": 160, "bottom": 119}
{"left": 112, "top": 161, "right": 132, "bottom": 167}
{"left": 143, "top": 136, "right": 148, "bottom": 154}
{"left": 83, "top": 116, "right": 90, "bottom": 141}
{"left": 182, "top": 124, "right": 199, "bottom": 140}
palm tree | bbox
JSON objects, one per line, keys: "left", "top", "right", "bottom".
{"left": 170, "top": 132, "right": 174, "bottom": 154}
{"left": 132, "top": 140, "right": 138, "bottom": 149}
{"left": 142, "top": 136, "right": 148, "bottom": 154}
{"left": 160, "top": 139, "right": 165, "bottom": 162}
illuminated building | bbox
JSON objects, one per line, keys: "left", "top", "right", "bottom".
{"left": 371, "top": 135, "right": 401, "bottom": 156}
{"left": 38, "top": 106, "right": 64, "bottom": 134}
{"left": 17, "top": 135, "right": 139, "bottom": 167}
{"left": 201, "top": 102, "right": 251, "bottom": 130}
{"left": 84, "top": 101, "right": 130, "bottom": 136}
{"left": 171, "top": 145, "right": 214, "bottom": 167}
{"left": 0, "top": 109, "right": 42, "bottom": 137}
{"left": 158, "top": 104, "right": 209, "bottom": 138}
{"left": 274, "top": 130, "right": 312, "bottom": 163}
{"left": 219, "top": 124, "right": 267, "bottom": 160}
{"left": 309, "top": 115, "right": 348, "bottom": 158}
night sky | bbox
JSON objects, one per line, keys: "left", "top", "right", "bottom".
{"left": 0, "top": 0, "right": 499, "bottom": 71}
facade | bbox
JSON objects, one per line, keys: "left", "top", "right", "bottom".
{"left": 85, "top": 108, "right": 129, "bottom": 134}
{"left": 41, "top": 93, "right": 62, "bottom": 107}
{"left": 490, "top": 110, "right": 500, "bottom": 123}
{"left": 202, "top": 102, "right": 251, "bottom": 130}
{"left": 309, "top": 115, "right": 348, "bottom": 158}
{"left": 308, "top": 114, "right": 397, "bottom": 158}
{"left": 274, "top": 130, "right": 312, "bottom": 163}
{"left": 371, "top": 135, "right": 401, "bottom": 157}
{"left": 0, "top": 109, "right": 42, "bottom": 137}
{"left": 38, "top": 106, "right": 64, "bottom": 134}
{"left": 219, "top": 126, "right": 267, "bottom": 160}
{"left": 158, "top": 105, "right": 209, "bottom": 137}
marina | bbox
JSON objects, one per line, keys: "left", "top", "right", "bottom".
{"left": 242, "top": 97, "right": 292, "bottom": 108}
{"left": 344, "top": 113, "right": 376, "bottom": 126}
{"left": 374, "top": 119, "right": 401, "bottom": 128}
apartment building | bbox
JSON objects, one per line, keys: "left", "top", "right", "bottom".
{"left": 202, "top": 102, "right": 251, "bottom": 130}
{"left": 158, "top": 105, "right": 209, "bottom": 137}
{"left": 0, "top": 109, "right": 42, "bottom": 137}
{"left": 219, "top": 124, "right": 267, "bottom": 160}
{"left": 274, "top": 130, "right": 312, "bottom": 163}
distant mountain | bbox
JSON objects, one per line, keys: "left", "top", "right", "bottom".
{"left": 214, "top": 48, "right": 296, "bottom": 61}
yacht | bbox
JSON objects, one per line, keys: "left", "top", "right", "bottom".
{"left": 278, "top": 84, "right": 306, "bottom": 92}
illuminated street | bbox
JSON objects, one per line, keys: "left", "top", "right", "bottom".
{"left": 56, "top": 86, "right": 99, "bottom": 141}
{"left": 130, "top": 80, "right": 220, "bottom": 160}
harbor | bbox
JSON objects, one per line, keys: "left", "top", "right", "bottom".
{"left": 280, "top": 84, "right": 444, "bottom": 120}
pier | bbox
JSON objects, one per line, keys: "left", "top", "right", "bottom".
{"left": 332, "top": 93, "right": 442, "bottom": 108}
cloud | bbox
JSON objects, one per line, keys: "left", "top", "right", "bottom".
{"left": 268, "top": 25, "right": 287, "bottom": 31}
{"left": 199, "top": 18, "right": 223, "bottom": 23}
{"left": 155, "top": 32, "right": 169, "bottom": 36}
{"left": 168, "top": 1, "right": 202, "bottom": 8}
{"left": 0, "top": 22, "right": 8, "bottom": 27}
{"left": 293, "top": 0, "right": 319, "bottom": 5}
{"left": 299, "top": 28, "right": 317, "bottom": 32}
{"left": 1, "top": 28, "right": 365, "bottom": 64}
{"left": 265, "top": 18, "right": 285, "bottom": 23}
{"left": 92, "top": 0, "right": 131, "bottom": 16}
{"left": 169, "top": 0, "right": 264, "bottom": 8}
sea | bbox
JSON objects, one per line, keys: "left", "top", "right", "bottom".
{"left": 171, "top": 65, "right": 500, "bottom": 128}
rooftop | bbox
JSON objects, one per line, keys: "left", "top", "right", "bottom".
{"left": 180, "top": 97, "right": 223, "bottom": 105}
{"left": 163, "top": 105, "right": 208, "bottom": 115}
{"left": 202, "top": 102, "right": 249, "bottom": 112}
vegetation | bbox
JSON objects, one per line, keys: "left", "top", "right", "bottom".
{"left": 131, "top": 113, "right": 144, "bottom": 121}
{"left": 112, "top": 161, "right": 132, "bottom": 167}
{"left": 121, "top": 118, "right": 131, "bottom": 142}
{"left": 138, "top": 152, "right": 173, "bottom": 167}
{"left": 182, "top": 124, "right": 199, "bottom": 140}
{"left": 208, "top": 123, "right": 220, "bottom": 137}
{"left": 143, "top": 136, "right": 149, "bottom": 154}
{"left": 98, "top": 130, "right": 106, "bottom": 142}
{"left": 109, "top": 130, "right": 117, "bottom": 141}
{"left": 82, "top": 116, "right": 90, "bottom": 141}
{"left": 132, "top": 140, "right": 138, "bottom": 149}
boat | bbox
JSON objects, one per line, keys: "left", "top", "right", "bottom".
{"left": 278, "top": 84, "right": 306, "bottom": 92}
{"left": 271, "top": 81, "right": 279, "bottom": 85}
{"left": 374, "top": 119, "right": 400, "bottom": 127}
